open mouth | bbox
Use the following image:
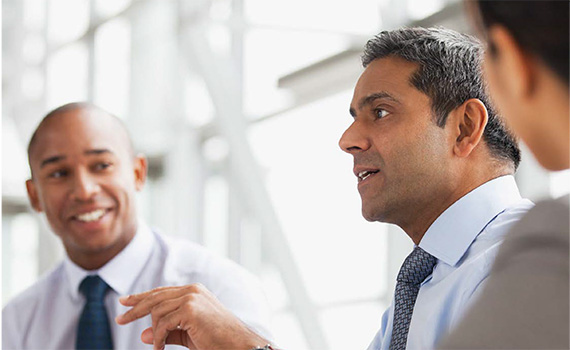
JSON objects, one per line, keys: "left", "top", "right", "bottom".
{"left": 73, "top": 209, "right": 110, "bottom": 223}
{"left": 358, "top": 170, "right": 380, "bottom": 182}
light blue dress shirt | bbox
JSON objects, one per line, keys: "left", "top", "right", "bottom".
{"left": 367, "top": 175, "right": 534, "bottom": 350}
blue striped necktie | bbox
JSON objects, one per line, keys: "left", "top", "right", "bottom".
{"left": 389, "top": 247, "right": 437, "bottom": 350}
{"left": 76, "top": 275, "right": 113, "bottom": 350}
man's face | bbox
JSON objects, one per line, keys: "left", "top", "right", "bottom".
{"left": 26, "top": 109, "right": 146, "bottom": 267}
{"left": 339, "top": 56, "right": 454, "bottom": 227}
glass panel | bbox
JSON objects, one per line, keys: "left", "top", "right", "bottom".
{"left": 271, "top": 311, "right": 309, "bottom": 350}
{"left": 184, "top": 72, "right": 215, "bottom": 127}
{"left": 8, "top": 214, "right": 40, "bottom": 302}
{"left": 203, "top": 175, "right": 229, "bottom": 256}
{"left": 260, "top": 265, "right": 290, "bottom": 311}
{"left": 94, "top": 17, "right": 131, "bottom": 117}
{"left": 407, "top": 0, "right": 444, "bottom": 20}
{"left": 22, "top": 33, "right": 46, "bottom": 65}
{"left": 209, "top": 0, "right": 232, "bottom": 21}
{"left": 321, "top": 302, "right": 385, "bottom": 350}
{"left": 244, "top": 28, "right": 350, "bottom": 118}
{"left": 47, "top": 0, "right": 89, "bottom": 45}
{"left": 23, "top": 0, "right": 46, "bottom": 32}
{"left": 2, "top": 116, "right": 32, "bottom": 196}
{"left": 95, "top": 0, "right": 132, "bottom": 18}
{"left": 21, "top": 67, "right": 44, "bottom": 101}
{"left": 249, "top": 90, "right": 388, "bottom": 304}
{"left": 245, "top": 0, "right": 380, "bottom": 35}
{"left": 208, "top": 23, "right": 232, "bottom": 57}
{"left": 550, "top": 169, "right": 570, "bottom": 198}
{"left": 46, "top": 42, "right": 88, "bottom": 109}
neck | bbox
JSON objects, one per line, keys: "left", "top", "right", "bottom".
{"left": 400, "top": 164, "right": 512, "bottom": 245}
{"left": 67, "top": 227, "right": 137, "bottom": 271}
{"left": 69, "top": 248, "right": 121, "bottom": 271}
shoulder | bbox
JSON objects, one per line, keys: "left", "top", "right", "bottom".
{"left": 4, "top": 263, "right": 64, "bottom": 309}
{"left": 438, "top": 196, "right": 570, "bottom": 350}
{"left": 3, "top": 263, "right": 65, "bottom": 330}
{"left": 151, "top": 230, "right": 271, "bottom": 337}
{"left": 494, "top": 195, "right": 569, "bottom": 272}
{"left": 517, "top": 195, "right": 568, "bottom": 231}
{"left": 481, "top": 198, "right": 534, "bottom": 240}
{"left": 153, "top": 230, "right": 261, "bottom": 288}
{"left": 505, "top": 195, "right": 568, "bottom": 246}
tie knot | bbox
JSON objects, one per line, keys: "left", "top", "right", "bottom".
{"left": 79, "top": 275, "right": 110, "bottom": 302}
{"left": 397, "top": 247, "right": 437, "bottom": 285}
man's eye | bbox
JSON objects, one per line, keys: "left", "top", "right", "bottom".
{"left": 375, "top": 108, "right": 389, "bottom": 119}
{"left": 94, "top": 163, "right": 112, "bottom": 171}
{"left": 49, "top": 170, "right": 68, "bottom": 178}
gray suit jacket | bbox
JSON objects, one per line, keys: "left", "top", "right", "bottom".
{"left": 439, "top": 195, "right": 569, "bottom": 349}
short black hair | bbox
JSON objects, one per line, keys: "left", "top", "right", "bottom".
{"left": 362, "top": 27, "right": 521, "bottom": 169}
{"left": 27, "top": 102, "right": 134, "bottom": 171}
{"left": 474, "top": 0, "right": 569, "bottom": 84}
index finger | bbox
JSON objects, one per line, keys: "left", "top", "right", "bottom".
{"left": 115, "top": 285, "right": 197, "bottom": 325}
{"left": 119, "top": 286, "right": 174, "bottom": 306}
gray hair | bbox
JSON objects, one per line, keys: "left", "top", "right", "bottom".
{"left": 362, "top": 27, "right": 520, "bottom": 169}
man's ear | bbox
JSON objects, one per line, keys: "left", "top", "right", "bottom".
{"left": 26, "top": 179, "right": 43, "bottom": 212}
{"left": 487, "top": 25, "right": 535, "bottom": 98}
{"left": 133, "top": 154, "right": 148, "bottom": 191}
{"left": 451, "top": 98, "right": 488, "bottom": 158}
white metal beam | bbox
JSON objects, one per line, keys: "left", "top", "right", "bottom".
{"left": 180, "top": 19, "right": 329, "bottom": 350}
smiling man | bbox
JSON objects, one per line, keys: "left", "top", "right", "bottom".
{"left": 1, "top": 102, "right": 272, "bottom": 350}
{"left": 338, "top": 27, "right": 533, "bottom": 350}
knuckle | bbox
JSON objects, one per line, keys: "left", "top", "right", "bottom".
{"left": 186, "top": 283, "right": 204, "bottom": 294}
{"left": 193, "top": 283, "right": 206, "bottom": 292}
{"left": 181, "top": 301, "right": 195, "bottom": 317}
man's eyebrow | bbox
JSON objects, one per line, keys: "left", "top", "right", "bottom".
{"left": 40, "top": 155, "right": 66, "bottom": 168}
{"left": 85, "top": 149, "right": 112, "bottom": 156}
{"left": 358, "top": 92, "right": 400, "bottom": 110}
{"left": 349, "top": 92, "right": 400, "bottom": 118}
{"left": 39, "top": 149, "right": 113, "bottom": 169}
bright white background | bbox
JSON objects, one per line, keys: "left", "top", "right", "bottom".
{"left": 2, "top": 0, "right": 568, "bottom": 349}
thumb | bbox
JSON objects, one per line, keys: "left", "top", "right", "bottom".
{"left": 140, "top": 327, "right": 154, "bottom": 345}
{"left": 141, "top": 327, "right": 196, "bottom": 349}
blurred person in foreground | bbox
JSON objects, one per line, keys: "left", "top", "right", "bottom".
{"left": 439, "top": 1, "right": 569, "bottom": 349}
{"left": 115, "top": 27, "right": 533, "bottom": 350}
{"left": 1, "top": 102, "right": 272, "bottom": 349}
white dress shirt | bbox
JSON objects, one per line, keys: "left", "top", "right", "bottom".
{"left": 2, "top": 222, "right": 272, "bottom": 350}
{"left": 368, "top": 175, "right": 534, "bottom": 350}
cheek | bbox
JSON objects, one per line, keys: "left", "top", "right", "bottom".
{"left": 484, "top": 58, "right": 518, "bottom": 125}
{"left": 38, "top": 189, "right": 64, "bottom": 216}
{"left": 484, "top": 61, "right": 503, "bottom": 103}
{"left": 485, "top": 67, "right": 524, "bottom": 134}
{"left": 108, "top": 180, "right": 137, "bottom": 208}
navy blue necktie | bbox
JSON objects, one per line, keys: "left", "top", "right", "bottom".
{"left": 76, "top": 275, "right": 113, "bottom": 350}
{"left": 389, "top": 247, "right": 437, "bottom": 350}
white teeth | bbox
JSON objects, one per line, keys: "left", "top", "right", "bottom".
{"left": 358, "top": 170, "right": 378, "bottom": 181}
{"left": 76, "top": 209, "right": 106, "bottom": 222}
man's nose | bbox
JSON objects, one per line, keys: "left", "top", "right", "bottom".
{"left": 339, "top": 121, "right": 371, "bottom": 154}
{"left": 70, "top": 170, "right": 101, "bottom": 201}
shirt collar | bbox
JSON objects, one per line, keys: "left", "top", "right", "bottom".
{"left": 419, "top": 175, "right": 522, "bottom": 267}
{"left": 63, "top": 220, "right": 154, "bottom": 300}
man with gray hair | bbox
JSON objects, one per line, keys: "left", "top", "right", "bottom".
{"left": 114, "top": 27, "right": 533, "bottom": 350}
{"left": 340, "top": 26, "right": 529, "bottom": 350}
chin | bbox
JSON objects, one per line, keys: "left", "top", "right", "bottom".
{"left": 361, "top": 206, "right": 383, "bottom": 223}
{"left": 362, "top": 200, "right": 396, "bottom": 223}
